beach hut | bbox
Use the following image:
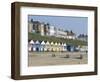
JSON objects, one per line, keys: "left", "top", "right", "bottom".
{"left": 30, "top": 40, "right": 37, "bottom": 51}
{"left": 40, "top": 41, "right": 46, "bottom": 51}
{"left": 45, "top": 41, "right": 50, "bottom": 51}
{"left": 67, "top": 45, "right": 75, "bottom": 52}
{"left": 63, "top": 43, "right": 67, "bottom": 51}
{"left": 28, "top": 40, "right": 32, "bottom": 51}
{"left": 50, "top": 42, "right": 55, "bottom": 51}
{"left": 55, "top": 42, "right": 58, "bottom": 46}
{"left": 28, "top": 40, "right": 34, "bottom": 51}
{"left": 50, "top": 41, "right": 54, "bottom": 45}
{"left": 35, "top": 40, "right": 41, "bottom": 51}
{"left": 58, "top": 42, "right": 61, "bottom": 52}
{"left": 54, "top": 42, "right": 58, "bottom": 51}
{"left": 61, "top": 43, "right": 64, "bottom": 51}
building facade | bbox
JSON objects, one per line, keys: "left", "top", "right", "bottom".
{"left": 66, "top": 31, "right": 76, "bottom": 39}
{"left": 77, "top": 34, "right": 88, "bottom": 42}
{"left": 55, "top": 28, "right": 67, "bottom": 39}
{"left": 28, "top": 20, "right": 76, "bottom": 40}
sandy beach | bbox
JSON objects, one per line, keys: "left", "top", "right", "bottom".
{"left": 28, "top": 51, "right": 87, "bottom": 66}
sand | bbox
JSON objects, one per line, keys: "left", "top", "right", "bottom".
{"left": 28, "top": 51, "right": 87, "bottom": 66}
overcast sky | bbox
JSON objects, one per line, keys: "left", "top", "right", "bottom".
{"left": 28, "top": 15, "right": 88, "bottom": 36}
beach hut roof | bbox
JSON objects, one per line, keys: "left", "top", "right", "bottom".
{"left": 41, "top": 41, "right": 45, "bottom": 45}
{"left": 51, "top": 42, "right": 54, "bottom": 45}
{"left": 30, "top": 40, "right": 34, "bottom": 44}
{"left": 58, "top": 42, "right": 61, "bottom": 45}
{"left": 61, "top": 43, "right": 64, "bottom": 46}
{"left": 35, "top": 40, "right": 40, "bottom": 44}
{"left": 55, "top": 42, "right": 58, "bottom": 45}
{"left": 63, "top": 43, "right": 67, "bottom": 46}
{"left": 46, "top": 41, "right": 50, "bottom": 45}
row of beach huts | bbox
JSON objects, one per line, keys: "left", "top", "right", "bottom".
{"left": 28, "top": 40, "right": 87, "bottom": 52}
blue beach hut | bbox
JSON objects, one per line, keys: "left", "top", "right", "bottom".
{"left": 67, "top": 44, "right": 75, "bottom": 52}
{"left": 34, "top": 40, "right": 41, "bottom": 51}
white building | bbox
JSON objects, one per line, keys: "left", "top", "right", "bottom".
{"left": 28, "top": 20, "right": 76, "bottom": 40}
{"left": 56, "top": 28, "right": 67, "bottom": 38}
{"left": 67, "top": 35, "right": 76, "bottom": 39}
{"left": 28, "top": 21, "right": 33, "bottom": 33}
{"left": 49, "top": 26, "right": 55, "bottom": 36}
{"left": 38, "top": 23, "right": 45, "bottom": 36}
{"left": 77, "top": 34, "right": 87, "bottom": 42}
{"left": 66, "top": 31, "right": 76, "bottom": 39}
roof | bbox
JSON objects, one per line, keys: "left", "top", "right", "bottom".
{"left": 78, "top": 34, "right": 88, "bottom": 38}
{"left": 67, "top": 32, "right": 75, "bottom": 36}
{"left": 29, "top": 40, "right": 34, "bottom": 44}
{"left": 45, "top": 41, "right": 50, "bottom": 45}
{"left": 50, "top": 42, "right": 54, "bottom": 45}
{"left": 35, "top": 40, "right": 40, "bottom": 44}
{"left": 55, "top": 42, "right": 58, "bottom": 45}
{"left": 41, "top": 41, "right": 45, "bottom": 45}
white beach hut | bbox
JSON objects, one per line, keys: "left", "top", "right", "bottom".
{"left": 63, "top": 43, "right": 67, "bottom": 51}
{"left": 57, "top": 42, "right": 61, "bottom": 51}
{"left": 61, "top": 43, "right": 64, "bottom": 51}
{"left": 46, "top": 41, "right": 50, "bottom": 45}
{"left": 55, "top": 42, "right": 58, "bottom": 46}
{"left": 45, "top": 41, "right": 50, "bottom": 51}
{"left": 28, "top": 40, "right": 34, "bottom": 51}
{"left": 40, "top": 41, "right": 46, "bottom": 51}
{"left": 50, "top": 41, "right": 54, "bottom": 45}
{"left": 30, "top": 40, "right": 34, "bottom": 44}
{"left": 54, "top": 42, "right": 58, "bottom": 51}
{"left": 50, "top": 41, "right": 54, "bottom": 51}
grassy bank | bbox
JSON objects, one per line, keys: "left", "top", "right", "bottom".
{"left": 28, "top": 33, "right": 87, "bottom": 46}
